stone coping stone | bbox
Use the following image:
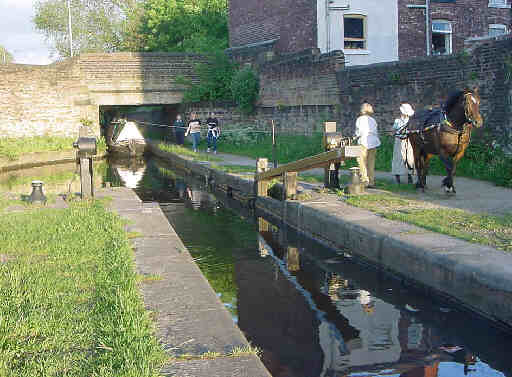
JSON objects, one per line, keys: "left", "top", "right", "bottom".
{"left": 98, "top": 187, "right": 270, "bottom": 376}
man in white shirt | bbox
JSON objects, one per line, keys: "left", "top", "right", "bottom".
{"left": 355, "top": 102, "right": 381, "bottom": 188}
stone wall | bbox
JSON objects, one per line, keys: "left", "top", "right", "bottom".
{"left": 0, "top": 60, "right": 94, "bottom": 138}
{"left": 336, "top": 34, "right": 512, "bottom": 145}
{"left": 0, "top": 53, "right": 200, "bottom": 139}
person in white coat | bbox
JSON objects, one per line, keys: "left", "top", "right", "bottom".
{"left": 391, "top": 103, "right": 416, "bottom": 184}
{"left": 355, "top": 102, "right": 380, "bottom": 188}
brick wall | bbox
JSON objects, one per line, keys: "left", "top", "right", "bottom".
{"left": 399, "top": 0, "right": 512, "bottom": 59}
{"left": 337, "top": 35, "right": 512, "bottom": 146}
{"left": 228, "top": 0, "right": 317, "bottom": 54}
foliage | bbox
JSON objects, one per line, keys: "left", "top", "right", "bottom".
{"left": 33, "top": 0, "right": 138, "bottom": 57}
{"left": 0, "top": 45, "right": 14, "bottom": 64}
{"left": 0, "top": 136, "right": 75, "bottom": 161}
{"left": 231, "top": 66, "right": 260, "bottom": 114}
{"left": 178, "top": 51, "right": 237, "bottom": 103}
{"left": 0, "top": 200, "right": 166, "bottom": 375}
{"left": 138, "top": 0, "right": 228, "bottom": 53}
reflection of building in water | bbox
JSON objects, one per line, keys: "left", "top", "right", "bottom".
{"left": 319, "top": 287, "right": 402, "bottom": 375}
{"left": 115, "top": 166, "right": 146, "bottom": 189}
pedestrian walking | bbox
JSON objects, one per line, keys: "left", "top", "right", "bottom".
{"left": 185, "top": 112, "right": 201, "bottom": 152}
{"left": 354, "top": 102, "right": 380, "bottom": 188}
{"left": 391, "top": 103, "right": 416, "bottom": 184}
{"left": 174, "top": 114, "right": 185, "bottom": 145}
{"left": 206, "top": 112, "right": 220, "bottom": 154}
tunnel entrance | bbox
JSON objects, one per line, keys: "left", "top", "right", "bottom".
{"left": 99, "top": 104, "right": 181, "bottom": 142}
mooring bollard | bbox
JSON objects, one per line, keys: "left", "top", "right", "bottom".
{"left": 345, "top": 167, "right": 364, "bottom": 195}
{"left": 255, "top": 158, "right": 269, "bottom": 197}
{"left": 73, "top": 134, "right": 97, "bottom": 199}
{"left": 28, "top": 180, "right": 47, "bottom": 204}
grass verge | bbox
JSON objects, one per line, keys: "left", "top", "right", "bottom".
{"left": 158, "top": 143, "right": 222, "bottom": 162}
{"left": 0, "top": 200, "right": 166, "bottom": 376}
{"left": 0, "top": 136, "right": 75, "bottom": 161}
{"left": 339, "top": 191, "right": 512, "bottom": 252}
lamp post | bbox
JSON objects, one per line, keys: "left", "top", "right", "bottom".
{"left": 67, "top": 0, "right": 73, "bottom": 57}
{"left": 407, "top": 0, "right": 431, "bottom": 56}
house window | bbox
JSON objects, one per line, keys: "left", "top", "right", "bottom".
{"left": 344, "top": 15, "right": 366, "bottom": 49}
{"left": 489, "top": 24, "right": 508, "bottom": 36}
{"left": 488, "top": 0, "right": 510, "bottom": 8}
{"left": 432, "top": 20, "right": 452, "bottom": 55}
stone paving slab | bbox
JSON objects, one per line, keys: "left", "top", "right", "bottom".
{"left": 161, "top": 355, "right": 270, "bottom": 377}
{"left": 99, "top": 187, "right": 270, "bottom": 376}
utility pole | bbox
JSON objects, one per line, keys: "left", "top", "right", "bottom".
{"left": 67, "top": 0, "right": 73, "bottom": 57}
{"left": 407, "top": 0, "right": 431, "bottom": 56}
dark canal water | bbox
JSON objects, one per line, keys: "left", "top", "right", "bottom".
{"left": 2, "top": 156, "right": 512, "bottom": 377}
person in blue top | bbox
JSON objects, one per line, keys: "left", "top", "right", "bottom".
{"left": 391, "top": 103, "right": 415, "bottom": 184}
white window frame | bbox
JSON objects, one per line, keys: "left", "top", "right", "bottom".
{"left": 489, "top": 23, "right": 509, "bottom": 37}
{"left": 488, "top": 0, "right": 510, "bottom": 8}
{"left": 343, "top": 14, "right": 367, "bottom": 50}
{"left": 432, "top": 20, "right": 452, "bottom": 55}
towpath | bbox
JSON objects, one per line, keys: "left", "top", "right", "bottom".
{"left": 211, "top": 151, "right": 512, "bottom": 216}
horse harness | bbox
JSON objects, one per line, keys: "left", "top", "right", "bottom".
{"left": 402, "top": 109, "right": 472, "bottom": 157}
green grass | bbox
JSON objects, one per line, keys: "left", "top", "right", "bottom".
{"left": 210, "top": 164, "right": 255, "bottom": 174}
{"left": 340, "top": 191, "right": 512, "bottom": 252}
{"left": 0, "top": 201, "right": 166, "bottom": 376}
{"left": 0, "top": 136, "right": 76, "bottom": 161}
{"left": 0, "top": 170, "right": 76, "bottom": 191}
{"left": 157, "top": 143, "right": 222, "bottom": 162}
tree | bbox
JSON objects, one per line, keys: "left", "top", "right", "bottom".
{"left": 138, "top": 0, "right": 229, "bottom": 53}
{"left": 0, "top": 46, "right": 14, "bottom": 64}
{"left": 33, "top": 0, "right": 140, "bottom": 57}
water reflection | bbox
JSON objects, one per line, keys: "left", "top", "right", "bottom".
{"left": 25, "top": 155, "right": 506, "bottom": 377}
{"left": 255, "top": 218, "right": 511, "bottom": 377}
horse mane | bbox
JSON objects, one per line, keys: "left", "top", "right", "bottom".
{"left": 444, "top": 90, "right": 464, "bottom": 113}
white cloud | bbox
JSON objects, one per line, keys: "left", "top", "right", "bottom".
{"left": 0, "top": 0, "right": 54, "bottom": 65}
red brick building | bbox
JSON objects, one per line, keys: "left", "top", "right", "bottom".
{"left": 399, "top": 0, "right": 512, "bottom": 59}
{"left": 228, "top": 0, "right": 511, "bottom": 64}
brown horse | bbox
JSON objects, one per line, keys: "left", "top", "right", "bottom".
{"left": 407, "top": 88, "right": 483, "bottom": 193}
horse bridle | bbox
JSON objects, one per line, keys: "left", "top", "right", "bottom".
{"left": 463, "top": 92, "right": 479, "bottom": 127}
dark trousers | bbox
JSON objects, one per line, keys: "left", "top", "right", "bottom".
{"left": 175, "top": 129, "right": 185, "bottom": 145}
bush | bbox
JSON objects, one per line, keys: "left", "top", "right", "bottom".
{"left": 231, "top": 67, "right": 259, "bottom": 114}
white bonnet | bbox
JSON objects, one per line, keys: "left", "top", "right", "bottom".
{"left": 400, "top": 103, "right": 415, "bottom": 117}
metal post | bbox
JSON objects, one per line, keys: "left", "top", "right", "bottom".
{"left": 272, "top": 120, "right": 277, "bottom": 168}
{"left": 67, "top": 0, "right": 73, "bottom": 57}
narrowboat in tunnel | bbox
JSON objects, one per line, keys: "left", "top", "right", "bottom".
{"left": 106, "top": 119, "right": 148, "bottom": 158}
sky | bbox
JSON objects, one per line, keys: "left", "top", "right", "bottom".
{"left": 0, "top": 0, "right": 54, "bottom": 65}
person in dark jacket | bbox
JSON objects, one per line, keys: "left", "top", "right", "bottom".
{"left": 173, "top": 114, "right": 185, "bottom": 145}
{"left": 206, "top": 112, "right": 220, "bottom": 154}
